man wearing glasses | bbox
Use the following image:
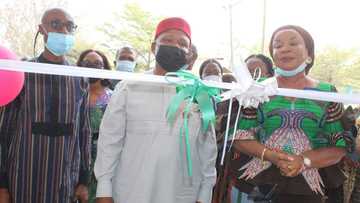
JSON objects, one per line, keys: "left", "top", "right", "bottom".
{"left": 0, "top": 8, "right": 91, "bottom": 203}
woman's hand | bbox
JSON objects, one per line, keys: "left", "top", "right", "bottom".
{"left": 281, "top": 154, "right": 305, "bottom": 177}
{"left": 265, "top": 150, "right": 294, "bottom": 174}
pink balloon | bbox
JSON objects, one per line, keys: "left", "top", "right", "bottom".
{"left": 0, "top": 45, "right": 24, "bottom": 107}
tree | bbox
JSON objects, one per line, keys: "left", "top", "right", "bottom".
{"left": 310, "top": 47, "right": 358, "bottom": 89}
{"left": 0, "top": 0, "right": 68, "bottom": 58}
{"left": 66, "top": 34, "right": 98, "bottom": 65}
{"left": 337, "top": 57, "right": 360, "bottom": 90}
{"left": 98, "top": 3, "right": 162, "bottom": 72}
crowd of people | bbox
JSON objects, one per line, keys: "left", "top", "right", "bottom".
{"left": 0, "top": 7, "right": 359, "bottom": 203}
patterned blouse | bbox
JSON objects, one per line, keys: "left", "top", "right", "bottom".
{"left": 235, "top": 81, "right": 355, "bottom": 195}
{"left": 89, "top": 88, "right": 113, "bottom": 160}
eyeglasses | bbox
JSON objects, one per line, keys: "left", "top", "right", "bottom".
{"left": 44, "top": 19, "right": 78, "bottom": 33}
{"left": 80, "top": 60, "right": 104, "bottom": 69}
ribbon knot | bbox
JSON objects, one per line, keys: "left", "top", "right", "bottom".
{"left": 165, "top": 70, "right": 220, "bottom": 176}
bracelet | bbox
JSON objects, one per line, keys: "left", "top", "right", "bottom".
{"left": 261, "top": 148, "right": 268, "bottom": 168}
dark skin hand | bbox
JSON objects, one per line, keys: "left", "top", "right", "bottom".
{"left": 235, "top": 140, "right": 346, "bottom": 178}
{"left": 0, "top": 188, "right": 10, "bottom": 203}
{"left": 280, "top": 154, "right": 304, "bottom": 177}
{"left": 234, "top": 140, "right": 294, "bottom": 174}
{"left": 283, "top": 147, "right": 346, "bottom": 177}
{"left": 74, "top": 184, "right": 89, "bottom": 203}
{"left": 95, "top": 197, "right": 113, "bottom": 203}
{"left": 263, "top": 147, "right": 294, "bottom": 175}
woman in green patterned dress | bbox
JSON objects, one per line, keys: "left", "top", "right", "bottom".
{"left": 233, "top": 25, "right": 355, "bottom": 203}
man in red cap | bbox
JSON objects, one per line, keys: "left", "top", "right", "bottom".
{"left": 94, "top": 17, "right": 217, "bottom": 203}
{"left": 151, "top": 17, "right": 192, "bottom": 75}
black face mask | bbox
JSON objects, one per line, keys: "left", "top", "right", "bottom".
{"left": 88, "top": 78, "right": 111, "bottom": 87}
{"left": 155, "top": 45, "right": 188, "bottom": 72}
{"left": 89, "top": 78, "right": 101, "bottom": 84}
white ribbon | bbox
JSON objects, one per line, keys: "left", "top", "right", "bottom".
{"left": 220, "top": 63, "right": 359, "bottom": 164}
{"left": 1, "top": 59, "right": 358, "bottom": 168}
{"left": 0, "top": 59, "right": 359, "bottom": 104}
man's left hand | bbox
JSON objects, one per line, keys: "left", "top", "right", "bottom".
{"left": 74, "top": 184, "right": 89, "bottom": 203}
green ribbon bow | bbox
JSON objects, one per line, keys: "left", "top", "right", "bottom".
{"left": 165, "top": 70, "right": 221, "bottom": 176}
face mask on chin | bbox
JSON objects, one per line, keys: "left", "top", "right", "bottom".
{"left": 275, "top": 60, "right": 307, "bottom": 77}
{"left": 155, "top": 45, "right": 189, "bottom": 72}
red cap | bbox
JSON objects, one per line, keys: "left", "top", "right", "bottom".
{"left": 154, "top": 17, "right": 191, "bottom": 41}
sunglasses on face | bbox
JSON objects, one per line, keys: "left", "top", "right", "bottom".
{"left": 80, "top": 60, "right": 104, "bottom": 69}
{"left": 44, "top": 19, "right": 78, "bottom": 33}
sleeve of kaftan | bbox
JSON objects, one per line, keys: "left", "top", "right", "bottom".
{"left": 233, "top": 107, "right": 259, "bottom": 141}
{"left": 0, "top": 95, "right": 21, "bottom": 188}
{"left": 323, "top": 102, "right": 355, "bottom": 153}
{"left": 318, "top": 84, "right": 354, "bottom": 153}
{"left": 197, "top": 124, "right": 217, "bottom": 203}
{"left": 94, "top": 81, "right": 127, "bottom": 197}
{"left": 78, "top": 89, "right": 92, "bottom": 185}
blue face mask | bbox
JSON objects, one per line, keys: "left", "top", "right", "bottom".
{"left": 116, "top": 60, "right": 136, "bottom": 72}
{"left": 275, "top": 61, "right": 307, "bottom": 77}
{"left": 45, "top": 32, "right": 75, "bottom": 56}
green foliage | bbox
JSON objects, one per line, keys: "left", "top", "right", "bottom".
{"left": 337, "top": 58, "right": 360, "bottom": 91}
{"left": 98, "top": 3, "right": 162, "bottom": 72}
{"left": 2, "top": 1, "right": 360, "bottom": 89}
{"left": 67, "top": 35, "right": 97, "bottom": 65}
{"left": 310, "top": 46, "right": 360, "bottom": 91}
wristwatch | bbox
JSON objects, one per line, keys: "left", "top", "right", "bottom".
{"left": 302, "top": 155, "right": 312, "bottom": 168}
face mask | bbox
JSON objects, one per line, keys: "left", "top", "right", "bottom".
{"left": 88, "top": 78, "right": 111, "bottom": 87}
{"left": 275, "top": 61, "right": 307, "bottom": 77}
{"left": 116, "top": 60, "right": 136, "bottom": 72}
{"left": 155, "top": 45, "right": 188, "bottom": 72}
{"left": 100, "top": 79, "right": 111, "bottom": 87}
{"left": 45, "top": 32, "right": 75, "bottom": 56}
{"left": 89, "top": 78, "right": 101, "bottom": 84}
{"left": 203, "top": 75, "right": 222, "bottom": 82}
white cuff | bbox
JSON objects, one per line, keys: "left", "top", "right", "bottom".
{"left": 96, "top": 179, "right": 113, "bottom": 198}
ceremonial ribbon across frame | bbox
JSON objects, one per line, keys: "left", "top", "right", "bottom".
{"left": 1, "top": 59, "right": 359, "bottom": 177}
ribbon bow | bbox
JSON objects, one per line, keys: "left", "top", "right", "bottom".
{"left": 219, "top": 77, "right": 279, "bottom": 165}
{"left": 165, "top": 70, "right": 221, "bottom": 176}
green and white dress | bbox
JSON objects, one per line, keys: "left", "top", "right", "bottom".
{"left": 234, "top": 81, "right": 354, "bottom": 196}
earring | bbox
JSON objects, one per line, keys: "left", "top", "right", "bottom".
{"left": 305, "top": 57, "right": 312, "bottom": 64}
